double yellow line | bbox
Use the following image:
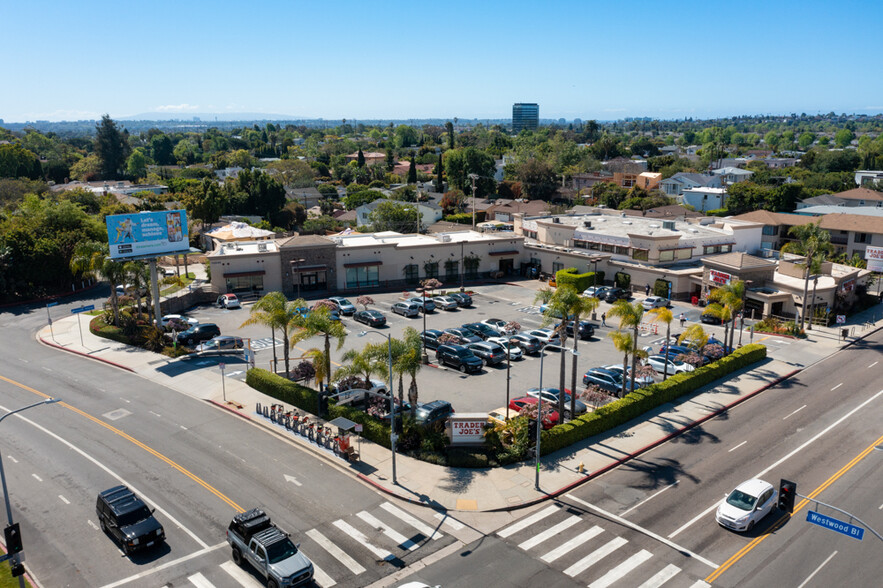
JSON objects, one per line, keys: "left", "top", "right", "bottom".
{"left": 0, "top": 374, "right": 243, "bottom": 513}
{"left": 706, "top": 432, "right": 883, "bottom": 583}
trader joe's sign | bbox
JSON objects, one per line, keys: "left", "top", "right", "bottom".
{"left": 709, "top": 269, "right": 732, "bottom": 285}
{"left": 449, "top": 414, "right": 487, "bottom": 445}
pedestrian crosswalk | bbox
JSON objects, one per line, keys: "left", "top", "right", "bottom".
{"left": 177, "top": 501, "right": 461, "bottom": 588}
{"left": 496, "top": 503, "right": 712, "bottom": 587}
{"left": 249, "top": 337, "right": 282, "bottom": 351}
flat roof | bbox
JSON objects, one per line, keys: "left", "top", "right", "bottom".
{"left": 523, "top": 213, "right": 751, "bottom": 242}
{"left": 208, "top": 240, "right": 279, "bottom": 256}
{"left": 332, "top": 230, "right": 512, "bottom": 248}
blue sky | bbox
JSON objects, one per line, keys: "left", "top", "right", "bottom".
{"left": 3, "top": 0, "right": 882, "bottom": 122}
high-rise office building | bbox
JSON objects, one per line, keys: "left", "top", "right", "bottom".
{"left": 512, "top": 103, "right": 539, "bottom": 133}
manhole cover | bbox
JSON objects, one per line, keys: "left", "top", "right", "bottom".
{"left": 103, "top": 409, "right": 132, "bottom": 421}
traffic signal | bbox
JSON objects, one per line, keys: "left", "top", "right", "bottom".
{"left": 4, "top": 523, "right": 22, "bottom": 555}
{"left": 317, "top": 393, "right": 328, "bottom": 419}
{"left": 10, "top": 563, "right": 25, "bottom": 577}
{"left": 778, "top": 479, "right": 797, "bottom": 513}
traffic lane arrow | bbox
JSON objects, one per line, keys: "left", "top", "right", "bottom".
{"left": 284, "top": 474, "right": 302, "bottom": 487}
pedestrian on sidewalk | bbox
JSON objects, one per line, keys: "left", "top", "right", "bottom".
{"left": 679, "top": 313, "right": 686, "bottom": 328}
{"left": 601, "top": 312, "right": 607, "bottom": 327}
{"left": 645, "top": 284, "right": 651, "bottom": 296}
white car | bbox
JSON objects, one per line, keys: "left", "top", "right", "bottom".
{"left": 526, "top": 328, "right": 560, "bottom": 347}
{"left": 487, "top": 337, "right": 523, "bottom": 360}
{"left": 715, "top": 479, "right": 777, "bottom": 532}
{"left": 481, "top": 318, "right": 510, "bottom": 335}
{"left": 642, "top": 296, "right": 669, "bottom": 310}
{"left": 391, "top": 301, "right": 421, "bottom": 317}
{"left": 160, "top": 314, "right": 199, "bottom": 330}
{"left": 217, "top": 293, "right": 241, "bottom": 309}
{"left": 601, "top": 364, "right": 655, "bottom": 386}
{"left": 433, "top": 296, "right": 459, "bottom": 311}
{"left": 644, "top": 354, "right": 695, "bottom": 374}
{"left": 582, "top": 286, "right": 609, "bottom": 299}
{"left": 327, "top": 296, "right": 356, "bottom": 315}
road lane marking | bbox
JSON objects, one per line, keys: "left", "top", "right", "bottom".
{"left": 434, "top": 512, "right": 464, "bottom": 530}
{"left": 87, "top": 520, "right": 98, "bottom": 530}
{"left": 831, "top": 383, "right": 842, "bottom": 391}
{"left": 563, "top": 537, "right": 627, "bottom": 577}
{"left": 782, "top": 405, "right": 807, "bottom": 420}
{"left": 31, "top": 473, "right": 42, "bottom": 482}
{"left": 541, "top": 526, "right": 603, "bottom": 562}
{"left": 728, "top": 441, "right": 747, "bottom": 452}
{"left": 674, "top": 388, "right": 883, "bottom": 540}
{"left": 518, "top": 515, "right": 580, "bottom": 550}
{"left": 621, "top": 481, "right": 679, "bottom": 516}
{"left": 381, "top": 502, "right": 443, "bottom": 540}
{"left": 58, "top": 495, "right": 69, "bottom": 504}
{"left": 869, "top": 361, "right": 878, "bottom": 368}
{"left": 188, "top": 573, "right": 214, "bottom": 588}
{"left": 284, "top": 474, "right": 302, "bottom": 486}
{"left": 566, "top": 494, "right": 718, "bottom": 568}
{"left": 306, "top": 528, "right": 366, "bottom": 575}
{"left": 7, "top": 456, "right": 16, "bottom": 463}
{"left": 333, "top": 520, "right": 394, "bottom": 561}
{"left": 497, "top": 504, "right": 559, "bottom": 538}
{"left": 797, "top": 551, "right": 837, "bottom": 588}
{"left": 310, "top": 563, "right": 336, "bottom": 588}
{"left": 637, "top": 563, "right": 681, "bottom": 588}
{"left": 357, "top": 511, "right": 418, "bottom": 551}
{"left": 100, "top": 542, "right": 227, "bottom": 588}
{"left": 706, "top": 430, "right": 883, "bottom": 583}
{"left": 590, "top": 549, "right": 652, "bottom": 588}
{"left": 149, "top": 410, "right": 161, "bottom": 417}
{"left": 219, "top": 561, "right": 262, "bottom": 586}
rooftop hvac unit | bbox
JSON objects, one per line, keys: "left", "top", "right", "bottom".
{"left": 553, "top": 217, "right": 561, "bottom": 223}
{"left": 662, "top": 221, "right": 676, "bottom": 230}
{"left": 583, "top": 221, "right": 593, "bottom": 229}
{"left": 258, "top": 243, "right": 267, "bottom": 252}
{"left": 440, "top": 234, "right": 451, "bottom": 242}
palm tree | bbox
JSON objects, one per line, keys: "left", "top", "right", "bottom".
{"left": 303, "top": 348, "right": 328, "bottom": 390}
{"left": 397, "top": 327, "right": 424, "bottom": 418}
{"left": 535, "top": 286, "right": 571, "bottom": 418}
{"left": 123, "top": 260, "right": 150, "bottom": 321}
{"left": 678, "top": 323, "right": 709, "bottom": 350}
{"left": 564, "top": 290, "right": 599, "bottom": 417}
{"left": 708, "top": 279, "right": 746, "bottom": 352}
{"left": 241, "top": 292, "right": 300, "bottom": 377}
{"left": 608, "top": 330, "right": 633, "bottom": 398}
{"left": 781, "top": 222, "right": 833, "bottom": 330}
{"left": 333, "top": 346, "right": 387, "bottom": 387}
{"left": 607, "top": 300, "right": 645, "bottom": 395}
{"left": 647, "top": 307, "right": 673, "bottom": 380}
{"left": 70, "top": 240, "right": 127, "bottom": 326}
{"left": 291, "top": 304, "right": 347, "bottom": 391}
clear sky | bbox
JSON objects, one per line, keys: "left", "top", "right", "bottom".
{"left": 4, "top": 0, "right": 882, "bottom": 122}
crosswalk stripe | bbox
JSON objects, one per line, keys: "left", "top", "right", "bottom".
{"left": 187, "top": 572, "right": 215, "bottom": 588}
{"left": 381, "top": 502, "right": 444, "bottom": 540}
{"left": 589, "top": 549, "right": 653, "bottom": 588}
{"left": 311, "top": 563, "right": 336, "bottom": 588}
{"left": 306, "top": 529, "right": 366, "bottom": 575}
{"left": 518, "top": 516, "right": 580, "bottom": 550}
{"left": 637, "top": 563, "right": 681, "bottom": 588}
{"left": 357, "top": 511, "right": 418, "bottom": 551}
{"left": 689, "top": 582, "right": 711, "bottom": 588}
{"left": 541, "top": 525, "right": 604, "bottom": 563}
{"left": 434, "top": 512, "right": 464, "bottom": 530}
{"left": 563, "top": 537, "right": 627, "bottom": 577}
{"left": 497, "top": 505, "right": 560, "bottom": 538}
{"left": 219, "top": 561, "right": 262, "bottom": 587}
{"left": 333, "top": 520, "right": 394, "bottom": 561}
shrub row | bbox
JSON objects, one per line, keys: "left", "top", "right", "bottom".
{"left": 444, "top": 211, "right": 486, "bottom": 224}
{"left": 539, "top": 344, "right": 767, "bottom": 455}
{"left": 555, "top": 268, "right": 604, "bottom": 293}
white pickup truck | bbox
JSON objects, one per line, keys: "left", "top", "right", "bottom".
{"left": 226, "top": 509, "right": 314, "bottom": 588}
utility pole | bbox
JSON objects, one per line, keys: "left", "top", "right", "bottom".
{"left": 469, "top": 174, "right": 478, "bottom": 230}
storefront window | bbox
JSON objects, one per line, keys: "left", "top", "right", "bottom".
{"left": 403, "top": 264, "right": 419, "bottom": 284}
{"left": 423, "top": 262, "right": 439, "bottom": 278}
{"left": 346, "top": 266, "right": 379, "bottom": 288}
{"left": 226, "top": 275, "right": 264, "bottom": 292}
{"left": 444, "top": 260, "right": 459, "bottom": 281}
{"left": 632, "top": 249, "right": 649, "bottom": 261}
{"left": 659, "top": 250, "right": 675, "bottom": 262}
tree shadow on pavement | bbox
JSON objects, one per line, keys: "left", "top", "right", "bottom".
{"left": 437, "top": 466, "right": 490, "bottom": 495}
{"left": 620, "top": 456, "right": 700, "bottom": 490}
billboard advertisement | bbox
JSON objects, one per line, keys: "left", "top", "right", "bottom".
{"left": 866, "top": 245, "right": 883, "bottom": 272}
{"left": 106, "top": 210, "right": 189, "bottom": 260}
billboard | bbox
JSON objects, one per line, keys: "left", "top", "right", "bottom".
{"left": 106, "top": 210, "right": 189, "bottom": 260}
{"left": 866, "top": 245, "right": 883, "bottom": 272}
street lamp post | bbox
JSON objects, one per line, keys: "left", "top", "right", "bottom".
{"left": 0, "top": 398, "right": 60, "bottom": 586}
{"left": 292, "top": 258, "right": 305, "bottom": 300}
{"left": 357, "top": 331, "right": 396, "bottom": 485}
{"left": 535, "top": 345, "right": 577, "bottom": 490}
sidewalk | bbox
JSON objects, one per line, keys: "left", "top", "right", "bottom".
{"left": 36, "top": 305, "right": 883, "bottom": 513}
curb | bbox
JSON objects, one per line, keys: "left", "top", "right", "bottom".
{"left": 205, "top": 399, "right": 252, "bottom": 419}
{"left": 355, "top": 474, "right": 437, "bottom": 508}
{"left": 840, "top": 322, "right": 883, "bottom": 349}
{"left": 38, "top": 336, "right": 136, "bottom": 373}
{"left": 488, "top": 368, "right": 802, "bottom": 513}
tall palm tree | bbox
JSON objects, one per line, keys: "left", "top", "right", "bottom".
{"left": 70, "top": 240, "right": 127, "bottom": 326}
{"left": 608, "top": 330, "right": 633, "bottom": 398}
{"left": 565, "top": 291, "right": 599, "bottom": 417}
{"left": 291, "top": 304, "right": 347, "bottom": 391}
{"left": 781, "top": 222, "right": 832, "bottom": 330}
{"left": 607, "top": 300, "right": 645, "bottom": 395}
{"left": 123, "top": 260, "right": 150, "bottom": 321}
{"left": 333, "top": 346, "right": 387, "bottom": 387}
{"left": 535, "top": 286, "right": 572, "bottom": 419}
{"left": 397, "top": 327, "right": 424, "bottom": 418}
{"left": 241, "top": 292, "right": 300, "bottom": 376}
{"left": 708, "top": 280, "right": 746, "bottom": 352}
{"left": 647, "top": 307, "right": 673, "bottom": 380}
{"left": 303, "top": 348, "right": 328, "bottom": 390}
{"left": 678, "top": 323, "right": 709, "bottom": 350}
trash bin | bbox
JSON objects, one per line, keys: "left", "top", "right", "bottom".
{"left": 841, "top": 328, "right": 849, "bottom": 339}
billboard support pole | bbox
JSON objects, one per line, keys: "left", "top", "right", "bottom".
{"left": 149, "top": 259, "right": 162, "bottom": 327}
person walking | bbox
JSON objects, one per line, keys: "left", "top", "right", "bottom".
{"left": 601, "top": 312, "right": 607, "bottom": 327}
{"left": 645, "top": 284, "right": 651, "bottom": 296}
{"left": 679, "top": 313, "right": 686, "bottom": 328}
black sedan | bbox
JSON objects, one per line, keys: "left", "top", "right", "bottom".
{"left": 462, "top": 322, "right": 497, "bottom": 340}
{"left": 700, "top": 312, "right": 731, "bottom": 325}
{"left": 558, "top": 320, "right": 595, "bottom": 340}
{"left": 604, "top": 288, "right": 630, "bottom": 303}
{"left": 353, "top": 309, "right": 386, "bottom": 327}
{"left": 450, "top": 292, "right": 473, "bottom": 307}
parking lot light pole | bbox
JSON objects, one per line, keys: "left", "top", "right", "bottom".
{"left": 357, "top": 331, "right": 396, "bottom": 485}
{"left": 0, "top": 398, "right": 60, "bottom": 587}
{"left": 536, "top": 345, "right": 577, "bottom": 490}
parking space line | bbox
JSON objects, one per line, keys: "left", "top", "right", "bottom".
{"left": 59, "top": 495, "right": 70, "bottom": 504}
{"left": 728, "top": 441, "right": 747, "bottom": 452}
{"left": 831, "top": 383, "right": 842, "bottom": 391}
{"left": 870, "top": 361, "right": 878, "bottom": 368}
{"left": 782, "top": 405, "right": 806, "bottom": 420}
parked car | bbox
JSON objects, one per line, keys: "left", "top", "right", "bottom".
{"left": 217, "top": 293, "right": 241, "bottom": 309}
{"left": 487, "top": 337, "right": 524, "bottom": 361}
{"left": 487, "top": 406, "right": 519, "bottom": 426}
{"left": 658, "top": 344, "right": 694, "bottom": 357}
{"left": 407, "top": 296, "right": 436, "bottom": 313}
{"left": 330, "top": 378, "right": 388, "bottom": 407}
{"left": 466, "top": 341, "right": 507, "bottom": 366}
{"left": 327, "top": 296, "right": 356, "bottom": 315}
{"left": 604, "top": 288, "right": 630, "bottom": 303}
{"left": 449, "top": 292, "right": 473, "bottom": 307}
{"left": 412, "top": 400, "right": 455, "bottom": 428}
{"left": 525, "top": 387, "right": 587, "bottom": 417}
{"left": 160, "top": 266, "right": 177, "bottom": 277}
{"left": 583, "top": 368, "right": 628, "bottom": 394}
{"left": 295, "top": 306, "right": 340, "bottom": 321}
{"left": 198, "top": 336, "right": 244, "bottom": 352}
{"left": 642, "top": 296, "right": 669, "bottom": 310}
{"left": 525, "top": 328, "right": 560, "bottom": 347}
{"left": 391, "top": 301, "right": 421, "bottom": 317}
{"left": 420, "top": 329, "right": 445, "bottom": 350}
{"left": 353, "top": 309, "right": 386, "bottom": 327}
{"left": 507, "top": 396, "right": 559, "bottom": 429}
{"left": 557, "top": 320, "right": 595, "bottom": 340}
{"left": 582, "top": 286, "right": 610, "bottom": 299}
{"left": 644, "top": 354, "right": 695, "bottom": 374}
{"left": 715, "top": 479, "right": 777, "bottom": 532}
{"left": 96, "top": 485, "right": 165, "bottom": 555}
{"left": 461, "top": 322, "right": 497, "bottom": 340}
{"left": 435, "top": 344, "right": 483, "bottom": 373}
{"left": 509, "top": 333, "right": 542, "bottom": 355}
{"left": 177, "top": 323, "right": 221, "bottom": 346}
{"left": 701, "top": 312, "right": 731, "bottom": 325}
{"left": 539, "top": 303, "right": 571, "bottom": 319}
{"left": 433, "top": 296, "right": 459, "bottom": 311}
{"left": 160, "top": 314, "right": 199, "bottom": 330}
{"left": 481, "top": 318, "right": 510, "bottom": 335}
{"left": 601, "top": 364, "right": 655, "bottom": 387}
{"left": 443, "top": 328, "right": 482, "bottom": 345}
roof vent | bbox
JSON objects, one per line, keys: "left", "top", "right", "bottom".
{"left": 649, "top": 223, "right": 661, "bottom": 228}
{"left": 552, "top": 217, "right": 561, "bottom": 223}
{"left": 257, "top": 243, "right": 267, "bottom": 252}
{"left": 583, "top": 221, "right": 593, "bottom": 229}
{"left": 662, "top": 221, "right": 676, "bottom": 230}
{"left": 622, "top": 220, "right": 632, "bottom": 225}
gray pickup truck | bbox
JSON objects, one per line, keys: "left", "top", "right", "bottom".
{"left": 226, "top": 509, "right": 314, "bottom": 588}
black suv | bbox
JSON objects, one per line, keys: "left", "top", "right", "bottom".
{"left": 559, "top": 320, "right": 595, "bottom": 340}
{"left": 420, "top": 329, "right": 445, "bottom": 350}
{"left": 461, "top": 322, "right": 497, "bottom": 340}
{"left": 467, "top": 341, "right": 507, "bottom": 366}
{"left": 604, "top": 288, "right": 630, "bottom": 303}
{"left": 177, "top": 323, "right": 221, "bottom": 346}
{"left": 435, "top": 344, "right": 483, "bottom": 373}
{"left": 414, "top": 400, "right": 455, "bottom": 428}
{"left": 96, "top": 485, "right": 165, "bottom": 554}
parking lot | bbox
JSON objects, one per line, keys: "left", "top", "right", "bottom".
{"left": 179, "top": 282, "right": 736, "bottom": 415}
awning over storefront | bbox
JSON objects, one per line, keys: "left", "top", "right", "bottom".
{"left": 223, "top": 270, "right": 266, "bottom": 278}
{"left": 489, "top": 250, "right": 519, "bottom": 257}
{"left": 343, "top": 261, "right": 382, "bottom": 268}
{"left": 291, "top": 264, "right": 327, "bottom": 273}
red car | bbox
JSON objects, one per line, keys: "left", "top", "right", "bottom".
{"left": 507, "top": 396, "right": 560, "bottom": 429}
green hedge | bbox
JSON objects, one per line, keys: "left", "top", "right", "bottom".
{"left": 444, "top": 211, "right": 486, "bottom": 224}
{"left": 614, "top": 271, "right": 631, "bottom": 290}
{"left": 555, "top": 268, "right": 598, "bottom": 292}
{"left": 539, "top": 344, "right": 767, "bottom": 455}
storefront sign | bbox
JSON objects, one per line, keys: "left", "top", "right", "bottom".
{"left": 449, "top": 414, "right": 487, "bottom": 445}
{"left": 106, "top": 210, "right": 189, "bottom": 260}
{"left": 840, "top": 279, "right": 855, "bottom": 293}
{"left": 866, "top": 245, "right": 883, "bottom": 272}
{"left": 709, "top": 269, "right": 731, "bottom": 285}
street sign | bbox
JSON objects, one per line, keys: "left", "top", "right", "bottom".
{"left": 354, "top": 424, "right": 363, "bottom": 433}
{"left": 836, "top": 315, "right": 846, "bottom": 324}
{"left": 47, "top": 302, "right": 59, "bottom": 307}
{"left": 806, "top": 510, "right": 864, "bottom": 540}
{"left": 219, "top": 363, "right": 225, "bottom": 370}
{"left": 70, "top": 305, "right": 94, "bottom": 314}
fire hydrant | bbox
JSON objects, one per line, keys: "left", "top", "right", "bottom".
{"left": 578, "top": 462, "right": 585, "bottom": 473}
